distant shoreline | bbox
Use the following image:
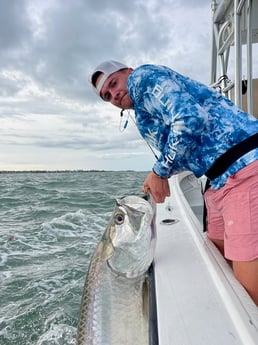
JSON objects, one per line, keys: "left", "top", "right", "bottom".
{"left": 0, "top": 170, "right": 146, "bottom": 174}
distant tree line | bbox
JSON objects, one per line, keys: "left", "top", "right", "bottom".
{"left": 0, "top": 170, "right": 108, "bottom": 174}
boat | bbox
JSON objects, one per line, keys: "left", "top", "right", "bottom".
{"left": 154, "top": 172, "right": 258, "bottom": 344}
{"left": 153, "top": 0, "right": 258, "bottom": 344}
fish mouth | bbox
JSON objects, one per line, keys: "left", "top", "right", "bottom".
{"left": 115, "top": 193, "right": 155, "bottom": 220}
{"left": 116, "top": 193, "right": 151, "bottom": 205}
{"left": 108, "top": 192, "right": 156, "bottom": 279}
{"left": 142, "top": 193, "right": 151, "bottom": 202}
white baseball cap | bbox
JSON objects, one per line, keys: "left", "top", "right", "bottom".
{"left": 90, "top": 60, "right": 128, "bottom": 98}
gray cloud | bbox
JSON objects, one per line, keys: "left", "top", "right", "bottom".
{"left": 0, "top": 0, "right": 213, "bottom": 170}
{"left": 0, "top": 1, "right": 31, "bottom": 50}
{"left": 0, "top": 0, "right": 211, "bottom": 99}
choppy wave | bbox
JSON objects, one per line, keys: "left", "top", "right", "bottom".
{"left": 0, "top": 171, "right": 147, "bottom": 345}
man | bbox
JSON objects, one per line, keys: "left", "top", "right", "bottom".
{"left": 90, "top": 60, "right": 258, "bottom": 305}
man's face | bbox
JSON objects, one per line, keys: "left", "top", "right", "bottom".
{"left": 96, "top": 68, "right": 134, "bottom": 109}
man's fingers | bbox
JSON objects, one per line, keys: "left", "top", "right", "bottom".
{"left": 142, "top": 185, "right": 149, "bottom": 194}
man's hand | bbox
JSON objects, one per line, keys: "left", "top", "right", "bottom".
{"left": 142, "top": 171, "right": 170, "bottom": 203}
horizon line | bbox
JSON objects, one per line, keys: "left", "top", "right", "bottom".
{"left": 0, "top": 169, "right": 148, "bottom": 174}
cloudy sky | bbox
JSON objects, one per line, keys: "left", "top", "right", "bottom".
{"left": 0, "top": 0, "right": 212, "bottom": 171}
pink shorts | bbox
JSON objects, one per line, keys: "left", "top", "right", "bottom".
{"left": 204, "top": 160, "right": 258, "bottom": 261}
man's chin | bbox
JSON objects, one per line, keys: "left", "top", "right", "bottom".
{"left": 121, "top": 95, "right": 132, "bottom": 109}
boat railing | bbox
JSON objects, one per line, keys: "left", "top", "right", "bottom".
{"left": 211, "top": 0, "right": 258, "bottom": 118}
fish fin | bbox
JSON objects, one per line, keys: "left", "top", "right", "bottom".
{"left": 142, "top": 275, "right": 149, "bottom": 320}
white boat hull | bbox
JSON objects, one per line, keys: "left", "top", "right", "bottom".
{"left": 154, "top": 172, "right": 258, "bottom": 345}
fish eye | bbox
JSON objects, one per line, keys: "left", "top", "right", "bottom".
{"left": 114, "top": 213, "right": 124, "bottom": 225}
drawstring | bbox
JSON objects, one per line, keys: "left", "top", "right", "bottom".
{"left": 120, "top": 109, "right": 159, "bottom": 160}
{"left": 119, "top": 109, "right": 130, "bottom": 132}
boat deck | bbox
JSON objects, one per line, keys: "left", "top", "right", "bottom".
{"left": 154, "top": 172, "right": 258, "bottom": 345}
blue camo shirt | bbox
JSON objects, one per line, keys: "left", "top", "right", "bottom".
{"left": 127, "top": 64, "right": 258, "bottom": 189}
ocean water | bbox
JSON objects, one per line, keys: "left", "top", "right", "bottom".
{"left": 0, "top": 171, "right": 147, "bottom": 345}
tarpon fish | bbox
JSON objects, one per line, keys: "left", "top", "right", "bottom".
{"left": 76, "top": 194, "right": 156, "bottom": 345}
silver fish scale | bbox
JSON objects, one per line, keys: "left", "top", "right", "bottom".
{"left": 76, "top": 246, "right": 149, "bottom": 345}
{"left": 76, "top": 195, "right": 156, "bottom": 345}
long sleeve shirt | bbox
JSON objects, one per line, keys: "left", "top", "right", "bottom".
{"left": 127, "top": 64, "right": 258, "bottom": 189}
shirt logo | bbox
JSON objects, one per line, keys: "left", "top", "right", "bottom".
{"left": 152, "top": 84, "right": 173, "bottom": 112}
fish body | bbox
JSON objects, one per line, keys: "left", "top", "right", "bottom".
{"left": 76, "top": 194, "right": 156, "bottom": 345}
